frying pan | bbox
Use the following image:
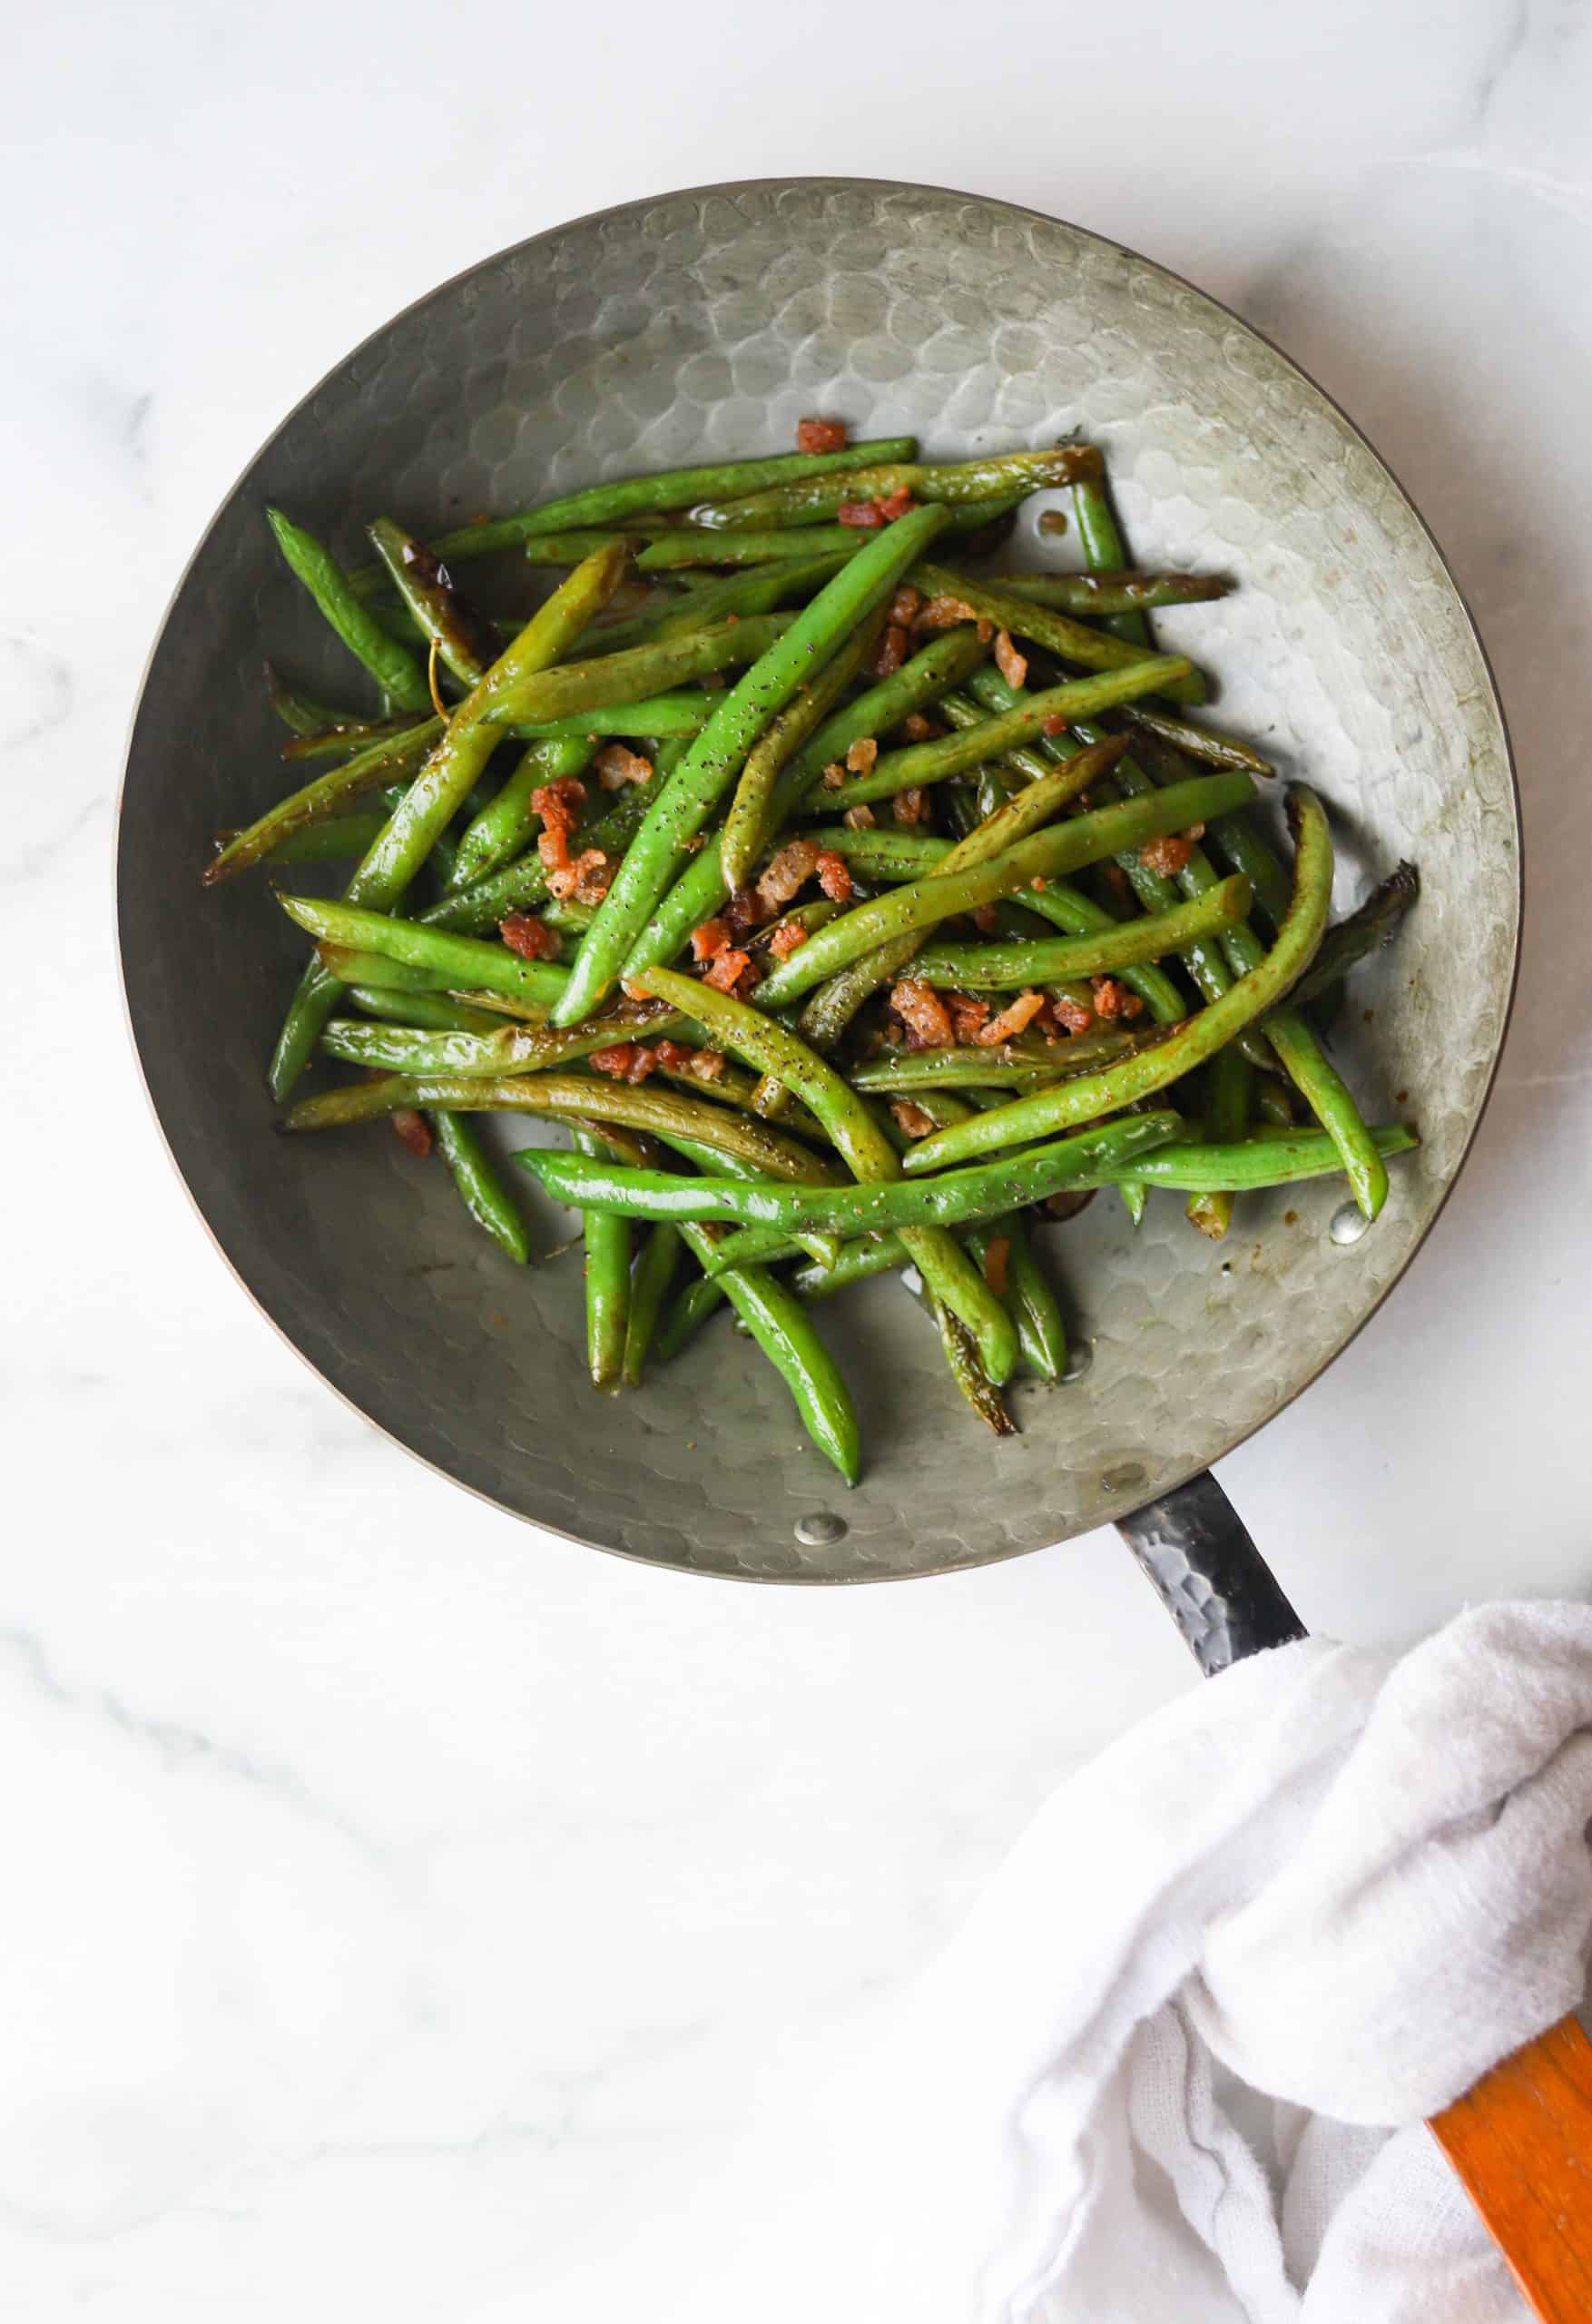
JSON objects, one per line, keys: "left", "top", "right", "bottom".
{"left": 121, "top": 182, "right": 1577, "bottom": 2310}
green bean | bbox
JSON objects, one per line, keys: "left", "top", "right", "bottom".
{"left": 588, "top": 556, "right": 851, "bottom": 655}
{"left": 909, "top": 877, "right": 1249, "bottom": 989}
{"left": 720, "top": 606, "right": 888, "bottom": 891}
{"left": 683, "top": 1226, "right": 860, "bottom": 1484}
{"left": 267, "top": 544, "right": 633, "bottom": 1099}
{"left": 264, "top": 661, "right": 357, "bottom": 736}
{"left": 978, "top": 570, "right": 1232, "bottom": 616}
{"left": 1203, "top": 803, "right": 1296, "bottom": 930}
{"left": 1284, "top": 862, "right": 1420, "bottom": 1010}
{"left": 790, "top": 1234, "right": 910, "bottom": 1298}
{"left": 205, "top": 718, "right": 441, "bottom": 885}
{"left": 803, "top": 657, "right": 1191, "bottom": 813}
{"left": 235, "top": 812, "right": 389, "bottom": 866}
{"left": 1077, "top": 1123, "right": 1419, "bottom": 1190}
{"left": 848, "top": 1032, "right": 1143, "bottom": 1091}
{"left": 914, "top": 562, "right": 1204, "bottom": 708}
{"left": 929, "top": 1295, "right": 1016, "bottom": 1435}
{"left": 1185, "top": 1041, "right": 1254, "bottom": 1242}
{"left": 569, "top": 1128, "right": 629, "bottom": 1387}
{"left": 516, "top": 1109, "right": 1184, "bottom": 1236}
{"left": 690, "top": 447, "right": 1102, "bottom": 530}
{"left": 629, "top": 967, "right": 1018, "bottom": 1384}
{"left": 279, "top": 896, "right": 569, "bottom": 1013}
{"left": 1068, "top": 458, "right": 1155, "bottom": 651}
{"left": 655, "top": 1267, "right": 731, "bottom": 1362}
{"left": 447, "top": 734, "right": 599, "bottom": 892}
{"left": 266, "top": 508, "right": 432, "bottom": 711}
{"left": 431, "top": 1110, "right": 531, "bottom": 1263}
{"left": 1117, "top": 701, "right": 1274, "bottom": 777}
{"left": 316, "top": 945, "right": 454, "bottom": 993}
{"left": 754, "top": 773, "right": 1253, "bottom": 1009}
{"left": 512, "top": 694, "right": 713, "bottom": 741}
{"left": 622, "top": 1225, "right": 683, "bottom": 1384}
{"left": 480, "top": 614, "right": 793, "bottom": 728}
{"left": 898, "top": 787, "right": 1335, "bottom": 1174}
{"left": 349, "top": 996, "right": 688, "bottom": 1065}
{"left": 658, "top": 1137, "right": 838, "bottom": 1271}
{"left": 558, "top": 503, "right": 955, "bottom": 1024}
{"left": 280, "top": 710, "right": 430, "bottom": 763}
{"left": 964, "top": 1218, "right": 1067, "bottom": 1381}
{"left": 784, "top": 629, "right": 991, "bottom": 793}
{"left": 346, "top": 987, "right": 506, "bottom": 1034}
{"left": 418, "top": 780, "right": 658, "bottom": 935}
{"left": 368, "top": 517, "right": 501, "bottom": 688}
{"left": 351, "top": 440, "right": 919, "bottom": 582}
{"left": 519, "top": 501, "right": 1024, "bottom": 574}
{"left": 320, "top": 1017, "right": 593, "bottom": 1078}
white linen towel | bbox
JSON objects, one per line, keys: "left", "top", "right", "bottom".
{"left": 539, "top": 1600, "right": 1592, "bottom": 2323}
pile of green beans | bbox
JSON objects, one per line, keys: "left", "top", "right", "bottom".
{"left": 215, "top": 428, "right": 1420, "bottom": 1480}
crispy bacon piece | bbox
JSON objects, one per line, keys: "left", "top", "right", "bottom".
{"left": 902, "top": 712, "right": 945, "bottom": 743}
{"left": 916, "top": 593, "right": 980, "bottom": 630}
{"left": 1139, "top": 832, "right": 1194, "bottom": 878}
{"left": 889, "top": 1100, "right": 938, "bottom": 1139}
{"left": 845, "top": 736, "right": 878, "bottom": 775}
{"left": 594, "top": 742, "right": 654, "bottom": 790}
{"left": 838, "top": 498, "right": 885, "bottom": 529}
{"left": 1090, "top": 976, "right": 1144, "bottom": 1021}
{"left": 971, "top": 904, "right": 998, "bottom": 934}
{"left": 821, "top": 761, "right": 848, "bottom": 791}
{"left": 892, "top": 786, "right": 929, "bottom": 826}
{"left": 877, "top": 487, "right": 915, "bottom": 522}
{"left": 531, "top": 775, "right": 585, "bottom": 835}
{"left": 654, "top": 1039, "right": 726, "bottom": 1082}
{"left": 1053, "top": 992, "right": 1095, "bottom": 1035}
{"left": 993, "top": 628, "right": 1027, "bottom": 689}
{"left": 769, "top": 920, "right": 809, "bottom": 960}
{"left": 977, "top": 990, "right": 1046, "bottom": 1045}
{"left": 754, "top": 838, "right": 821, "bottom": 916}
{"left": 692, "top": 916, "right": 732, "bottom": 961}
{"left": 391, "top": 1108, "right": 433, "bottom": 1157}
{"left": 889, "top": 585, "right": 923, "bottom": 626}
{"left": 499, "top": 912, "right": 560, "bottom": 961}
{"left": 702, "top": 948, "right": 755, "bottom": 994}
{"left": 589, "top": 1042, "right": 658, "bottom": 1084}
{"left": 814, "top": 850, "right": 852, "bottom": 901}
{"left": 946, "top": 991, "right": 990, "bottom": 1043}
{"left": 980, "top": 1235, "right": 1011, "bottom": 1295}
{"left": 841, "top": 803, "right": 876, "bottom": 830}
{"left": 1041, "top": 712, "right": 1067, "bottom": 737}
{"left": 539, "top": 834, "right": 610, "bottom": 904}
{"left": 796, "top": 417, "right": 849, "bottom": 453}
{"left": 890, "top": 977, "right": 953, "bottom": 1049}
{"left": 871, "top": 624, "right": 909, "bottom": 677}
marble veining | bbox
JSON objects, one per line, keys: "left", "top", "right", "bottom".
{"left": 8, "top": 1, "right": 1592, "bottom": 2312}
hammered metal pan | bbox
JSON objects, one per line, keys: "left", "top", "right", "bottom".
{"left": 118, "top": 179, "right": 1519, "bottom": 1590}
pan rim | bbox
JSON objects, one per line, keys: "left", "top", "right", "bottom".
{"left": 115, "top": 175, "right": 1522, "bottom": 1581}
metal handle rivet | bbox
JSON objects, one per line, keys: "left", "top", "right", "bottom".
{"left": 1329, "top": 1202, "right": 1371, "bottom": 1246}
{"left": 795, "top": 1512, "right": 847, "bottom": 1547}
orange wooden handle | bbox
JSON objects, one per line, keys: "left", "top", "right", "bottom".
{"left": 1429, "top": 2014, "right": 1592, "bottom": 2323}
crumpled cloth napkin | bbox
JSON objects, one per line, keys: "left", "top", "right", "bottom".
{"left": 543, "top": 1601, "right": 1592, "bottom": 2324}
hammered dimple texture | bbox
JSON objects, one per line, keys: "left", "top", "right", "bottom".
{"left": 118, "top": 181, "right": 1518, "bottom": 1583}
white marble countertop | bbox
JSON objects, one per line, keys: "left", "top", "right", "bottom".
{"left": 9, "top": 2, "right": 1592, "bottom": 2311}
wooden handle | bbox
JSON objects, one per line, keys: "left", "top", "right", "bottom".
{"left": 1429, "top": 2014, "right": 1592, "bottom": 2322}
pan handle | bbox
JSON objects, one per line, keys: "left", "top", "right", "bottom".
{"left": 1114, "top": 1469, "right": 1306, "bottom": 1677}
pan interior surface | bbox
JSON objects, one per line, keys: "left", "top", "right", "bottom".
{"left": 117, "top": 180, "right": 1518, "bottom": 1581}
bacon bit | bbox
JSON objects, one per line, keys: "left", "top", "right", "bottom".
{"left": 980, "top": 1235, "right": 1011, "bottom": 1295}
{"left": 889, "top": 585, "right": 923, "bottom": 626}
{"left": 796, "top": 416, "right": 849, "bottom": 453}
{"left": 814, "top": 849, "right": 853, "bottom": 901}
{"left": 889, "top": 977, "right": 953, "bottom": 1049}
{"left": 916, "top": 593, "right": 980, "bottom": 631}
{"left": 838, "top": 498, "right": 885, "bottom": 528}
{"left": 892, "top": 786, "right": 929, "bottom": 826}
{"left": 1054, "top": 993, "right": 1095, "bottom": 1035}
{"left": 977, "top": 990, "right": 1046, "bottom": 1045}
{"left": 391, "top": 1108, "right": 433, "bottom": 1157}
{"left": 972, "top": 904, "right": 998, "bottom": 934}
{"left": 946, "top": 991, "right": 990, "bottom": 1042}
{"left": 594, "top": 742, "right": 654, "bottom": 790}
{"left": 545, "top": 845, "right": 611, "bottom": 904}
{"left": 702, "top": 948, "right": 754, "bottom": 994}
{"left": 691, "top": 917, "right": 732, "bottom": 961}
{"left": 499, "top": 911, "right": 560, "bottom": 961}
{"left": 1140, "top": 832, "right": 1194, "bottom": 877}
{"left": 724, "top": 883, "right": 764, "bottom": 939}
{"left": 589, "top": 1042, "right": 658, "bottom": 1085}
{"left": 1041, "top": 712, "right": 1067, "bottom": 737}
{"left": 871, "top": 624, "right": 909, "bottom": 678}
{"left": 821, "top": 761, "right": 848, "bottom": 791}
{"left": 1090, "top": 976, "right": 1138, "bottom": 1020}
{"left": 532, "top": 775, "right": 585, "bottom": 836}
{"left": 769, "top": 920, "right": 809, "bottom": 960}
{"left": 1030, "top": 876, "right": 1048, "bottom": 892}
{"left": 841, "top": 803, "right": 875, "bottom": 830}
{"left": 889, "top": 1100, "right": 938, "bottom": 1139}
{"left": 877, "top": 487, "right": 915, "bottom": 522}
{"left": 654, "top": 1039, "right": 727, "bottom": 1082}
{"left": 845, "top": 736, "right": 878, "bottom": 776}
{"left": 993, "top": 629, "right": 1028, "bottom": 690}
{"left": 754, "top": 838, "right": 820, "bottom": 915}
{"left": 902, "top": 712, "right": 946, "bottom": 743}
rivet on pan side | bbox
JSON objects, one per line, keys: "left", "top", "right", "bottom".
{"left": 1101, "top": 1461, "right": 1147, "bottom": 1492}
{"left": 1061, "top": 1339, "right": 1094, "bottom": 1384}
{"left": 795, "top": 1512, "right": 848, "bottom": 1547}
{"left": 1330, "top": 1202, "right": 1371, "bottom": 1246}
